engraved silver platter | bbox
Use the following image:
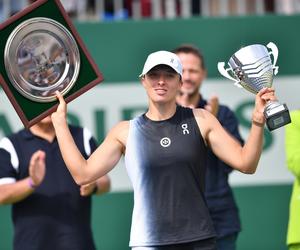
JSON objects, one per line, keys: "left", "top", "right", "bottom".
{"left": 4, "top": 17, "right": 80, "bottom": 102}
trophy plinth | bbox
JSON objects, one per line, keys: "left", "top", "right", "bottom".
{"left": 218, "top": 42, "right": 291, "bottom": 131}
{"left": 264, "top": 102, "right": 290, "bottom": 131}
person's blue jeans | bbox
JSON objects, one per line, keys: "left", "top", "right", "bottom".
{"left": 216, "top": 233, "right": 238, "bottom": 250}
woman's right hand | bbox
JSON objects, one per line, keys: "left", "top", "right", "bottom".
{"left": 252, "top": 87, "right": 276, "bottom": 126}
{"left": 51, "top": 91, "right": 67, "bottom": 127}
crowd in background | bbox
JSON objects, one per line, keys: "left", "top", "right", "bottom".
{"left": 1, "top": 0, "right": 300, "bottom": 23}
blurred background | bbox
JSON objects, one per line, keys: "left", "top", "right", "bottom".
{"left": 0, "top": 0, "right": 300, "bottom": 249}
{"left": 2, "top": 0, "right": 300, "bottom": 22}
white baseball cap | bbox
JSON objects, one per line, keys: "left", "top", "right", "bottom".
{"left": 139, "top": 50, "right": 182, "bottom": 78}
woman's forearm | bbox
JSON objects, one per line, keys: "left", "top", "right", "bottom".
{"left": 240, "top": 121, "right": 264, "bottom": 174}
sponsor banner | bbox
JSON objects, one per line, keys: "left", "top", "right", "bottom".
{"left": 0, "top": 76, "right": 297, "bottom": 191}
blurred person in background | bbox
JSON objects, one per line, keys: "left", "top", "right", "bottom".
{"left": 285, "top": 110, "right": 300, "bottom": 250}
{"left": 174, "top": 44, "right": 243, "bottom": 250}
{"left": 0, "top": 116, "right": 110, "bottom": 250}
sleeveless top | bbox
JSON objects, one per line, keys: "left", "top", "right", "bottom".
{"left": 125, "top": 105, "right": 216, "bottom": 247}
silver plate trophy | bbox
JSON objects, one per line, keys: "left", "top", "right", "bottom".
{"left": 217, "top": 42, "right": 291, "bottom": 131}
{"left": 4, "top": 17, "right": 80, "bottom": 102}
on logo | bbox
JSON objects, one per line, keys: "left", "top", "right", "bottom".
{"left": 181, "top": 123, "right": 190, "bottom": 135}
{"left": 160, "top": 137, "right": 171, "bottom": 147}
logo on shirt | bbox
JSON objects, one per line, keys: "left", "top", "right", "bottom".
{"left": 181, "top": 123, "right": 190, "bottom": 135}
{"left": 160, "top": 137, "right": 171, "bottom": 147}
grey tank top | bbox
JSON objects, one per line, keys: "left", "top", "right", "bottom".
{"left": 125, "top": 105, "right": 216, "bottom": 247}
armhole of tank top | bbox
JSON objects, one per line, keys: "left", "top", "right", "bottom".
{"left": 192, "top": 109, "right": 208, "bottom": 147}
{"left": 124, "top": 119, "right": 133, "bottom": 157}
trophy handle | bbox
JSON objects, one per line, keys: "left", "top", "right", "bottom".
{"left": 267, "top": 42, "right": 279, "bottom": 75}
{"left": 217, "top": 62, "right": 241, "bottom": 87}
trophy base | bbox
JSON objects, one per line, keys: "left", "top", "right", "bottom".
{"left": 264, "top": 102, "right": 291, "bottom": 131}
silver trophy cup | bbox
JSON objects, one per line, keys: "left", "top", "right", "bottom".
{"left": 217, "top": 42, "right": 291, "bottom": 131}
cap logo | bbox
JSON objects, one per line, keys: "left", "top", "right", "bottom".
{"left": 170, "top": 57, "right": 178, "bottom": 67}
